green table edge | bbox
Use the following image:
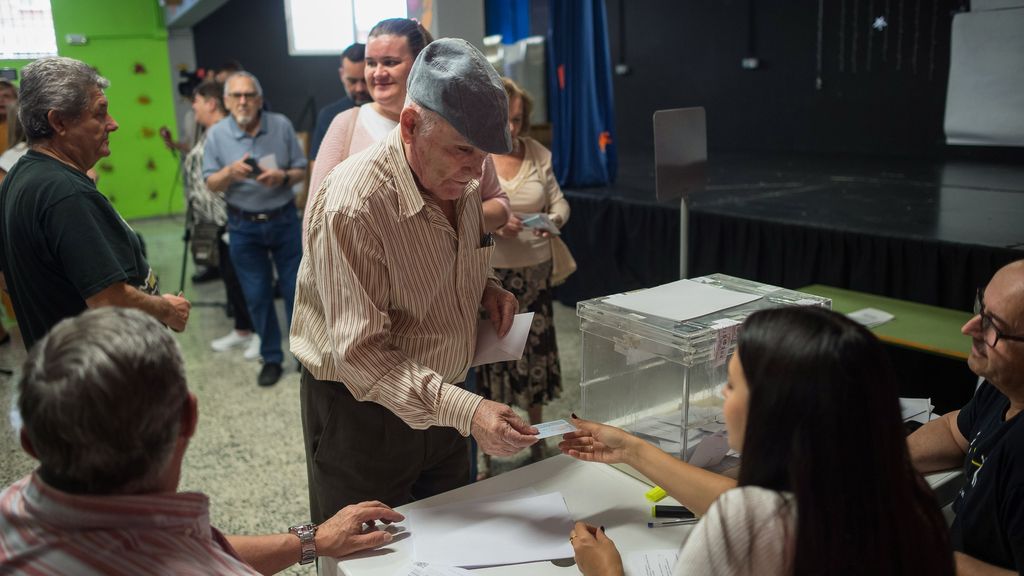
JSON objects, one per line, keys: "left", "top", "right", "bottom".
{"left": 799, "top": 285, "right": 973, "bottom": 360}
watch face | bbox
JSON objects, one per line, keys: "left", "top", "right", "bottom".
{"left": 290, "top": 523, "right": 315, "bottom": 539}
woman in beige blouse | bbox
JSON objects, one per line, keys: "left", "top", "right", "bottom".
{"left": 480, "top": 78, "right": 571, "bottom": 467}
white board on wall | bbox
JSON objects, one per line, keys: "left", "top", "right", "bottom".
{"left": 944, "top": 8, "right": 1024, "bottom": 146}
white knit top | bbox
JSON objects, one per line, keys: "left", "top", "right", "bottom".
{"left": 674, "top": 486, "right": 795, "bottom": 576}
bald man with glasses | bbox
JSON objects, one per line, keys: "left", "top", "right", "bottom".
{"left": 909, "top": 259, "right": 1024, "bottom": 575}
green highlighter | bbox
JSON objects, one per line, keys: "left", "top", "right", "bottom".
{"left": 644, "top": 485, "right": 667, "bottom": 502}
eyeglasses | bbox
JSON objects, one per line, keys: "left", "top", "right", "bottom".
{"left": 974, "top": 287, "right": 1024, "bottom": 348}
{"left": 227, "top": 91, "right": 259, "bottom": 100}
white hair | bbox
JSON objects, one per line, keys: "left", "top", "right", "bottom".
{"left": 223, "top": 71, "right": 264, "bottom": 98}
{"left": 404, "top": 97, "right": 443, "bottom": 135}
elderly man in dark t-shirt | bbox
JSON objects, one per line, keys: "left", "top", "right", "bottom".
{"left": 909, "top": 259, "right": 1024, "bottom": 575}
{"left": 0, "top": 57, "right": 189, "bottom": 349}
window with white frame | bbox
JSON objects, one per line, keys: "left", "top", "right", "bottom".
{"left": 0, "top": 0, "right": 58, "bottom": 60}
{"left": 284, "top": 0, "right": 408, "bottom": 56}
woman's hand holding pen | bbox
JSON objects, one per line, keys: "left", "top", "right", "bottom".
{"left": 558, "top": 415, "right": 642, "bottom": 467}
{"left": 569, "top": 522, "right": 624, "bottom": 576}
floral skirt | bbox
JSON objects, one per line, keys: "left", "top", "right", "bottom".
{"left": 478, "top": 260, "right": 562, "bottom": 410}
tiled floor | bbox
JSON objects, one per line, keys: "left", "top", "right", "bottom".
{"left": 0, "top": 215, "right": 582, "bottom": 575}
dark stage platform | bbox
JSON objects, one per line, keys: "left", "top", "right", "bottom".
{"left": 556, "top": 153, "right": 1024, "bottom": 312}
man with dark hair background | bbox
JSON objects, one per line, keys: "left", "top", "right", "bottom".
{"left": 307, "top": 42, "right": 370, "bottom": 187}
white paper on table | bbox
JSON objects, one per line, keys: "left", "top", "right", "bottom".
{"left": 900, "top": 397, "right": 934, "bottom": 423}
{"left": 471, "top": 312, "right": 534, "bottom": 367}
{"left": 624, "top": 548, "right": 680, "bottom": 576}
{"left": 604, "top": 279, "right": 762, "bottom": 322}
{"left": 847, "top": 307, "right": 895, "bottom": 328}
{"left": 405, "top": 491, "right": 574, "bottom": 568}
{"left": 392, "top": 562, "right": 474, "bottom": 576}
{"left": 257, "top": 153, "right": 279, "bottom": 171}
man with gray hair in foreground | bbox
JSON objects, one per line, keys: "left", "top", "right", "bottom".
{"left": 0, "top": 308, "right": 402, "bottom": 574}
{"left": 292, "top": 38, "right": 538, "bottom": 523}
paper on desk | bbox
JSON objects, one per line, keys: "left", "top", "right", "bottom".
{"left": 406, "top": 491, "right": 574, "bottom": 568}
{"left": 471, "top": 312, "right": 534, "bottom": 367}
{"left": 847, "top": 307, "right": 894, "bottom": 328}
{"left": 392, "top": 562, "right": 474, "bottom": 576}
{"left": 900, "top": 397, "right": 934, "bottom": 423}
{"left": 624, "top": 548, "right": 679, "bottom": 576}
{"left": 605, "top": 279, "right": 762, "bottom": 322}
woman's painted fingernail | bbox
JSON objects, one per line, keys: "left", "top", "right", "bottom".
{"left": 571, "top": 412, "right": 578, "bottom": 419}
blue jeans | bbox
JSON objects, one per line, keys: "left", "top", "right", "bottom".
{"left": 227, "top": 207, "right": 302, "bottom": 364}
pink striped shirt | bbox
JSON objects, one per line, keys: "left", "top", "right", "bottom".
{"left": 291, "top": 129, "right": 496, "bottom": 436}
{"left": 0, "top": 473, "right": 258, "bottom": 575}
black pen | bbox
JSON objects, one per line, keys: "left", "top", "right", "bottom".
{"left": 647, "top": 518, "right": 699, "bottom": 528}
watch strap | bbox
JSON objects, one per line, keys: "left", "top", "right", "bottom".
{"left": 288, "top": 522, "right": 317, "bottom": 565}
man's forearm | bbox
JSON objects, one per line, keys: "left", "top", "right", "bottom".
{"left": 206, "top": 167, "right": 234, "bottom": 193}
{"left": 955, "top": 551, "right": 1017, "bottom": 576}
{"left": 85, "top": 283, "right": 175, "bottom": 326}
{"left": 908, "top": 412, "right": 967, "bottom": 474}
{"left": 227, "top": 534, "right": 298, "bottom": 576}
{"left": 286, "top": 167, "right": 306, "bottom": 188}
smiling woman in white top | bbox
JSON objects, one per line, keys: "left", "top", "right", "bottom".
{"left": 562, "top": 306, "right": 955, "bottom": 576}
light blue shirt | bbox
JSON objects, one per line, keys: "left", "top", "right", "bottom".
{"left": 202, "top": 112, "right": 307, "bottom": 212}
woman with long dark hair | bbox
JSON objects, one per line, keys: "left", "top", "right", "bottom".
{"left": 562, "top": 306, "right": 954, "bottom": 575}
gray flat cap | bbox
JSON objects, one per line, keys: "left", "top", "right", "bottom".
{"left": 407, "top": 38, "right": 512, "bottom": 154}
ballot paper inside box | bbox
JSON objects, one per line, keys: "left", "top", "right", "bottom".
{"left": 577, "top": 274, "right": 831, "bottom": 473}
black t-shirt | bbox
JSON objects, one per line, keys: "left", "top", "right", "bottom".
{"left": 953, "top": 380, "right": 1024, "bottom": 570}
{"left": 0, "top": 150, "right": 157, "bottom": 349}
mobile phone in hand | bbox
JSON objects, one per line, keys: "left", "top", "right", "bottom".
{"left": 243, "top": 157, "right": 263, "bottom": 177}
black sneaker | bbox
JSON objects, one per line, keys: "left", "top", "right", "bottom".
{"left": 258, "top": 362, "right": 283, "bottom": 387}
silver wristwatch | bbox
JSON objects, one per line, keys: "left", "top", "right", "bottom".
{"left": 288, "top": 522, "right": 318, "bottom": 565}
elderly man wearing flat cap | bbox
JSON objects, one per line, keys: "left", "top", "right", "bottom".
{"left": 292, "top": 38, "right": 539, "bottom": 521}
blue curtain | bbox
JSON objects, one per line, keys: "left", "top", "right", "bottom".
{"left": 485, "top": 0, "right": 531, "bottom": 43}
{"left": 547, "top": 0, "right": 617, "bottom": 187}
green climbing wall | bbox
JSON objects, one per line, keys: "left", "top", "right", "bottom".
{"left": 0, "top": 0, "right": 183, "bottom": 219}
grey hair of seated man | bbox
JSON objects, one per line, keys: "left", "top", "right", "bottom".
{"left": 17, "top": 307, "right": 188, "bottom": 495}
{"left": 18, "top": 56, "right": 110, "bottom": 144}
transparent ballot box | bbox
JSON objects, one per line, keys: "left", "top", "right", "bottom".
{"left": 577, "top": 274, "right": 831, "bottom": 471}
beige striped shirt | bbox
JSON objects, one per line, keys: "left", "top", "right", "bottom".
{"left": 291, "top": 129, "right": 496, "bottom": 436}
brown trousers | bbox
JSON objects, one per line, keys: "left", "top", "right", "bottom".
{"left": 300, "top": 368, "right": 470, "bottom": 524}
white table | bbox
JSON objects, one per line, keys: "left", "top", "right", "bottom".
{"left": 325, "top": 455, "right": 965, "bottom": 576}
{"left": 325, "top": 455, "right": 690, "bottom": 576}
